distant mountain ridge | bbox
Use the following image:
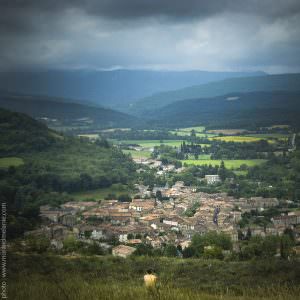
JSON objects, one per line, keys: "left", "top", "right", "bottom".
{"left": 0, "top": 69, "right": 265, "bottom": 108}
{"left": 129, "top": 73, "right": 300, "bottom": 114}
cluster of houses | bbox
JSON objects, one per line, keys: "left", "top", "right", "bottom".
{"left": 23, "top": 179, "right": 300, "bottom": 258}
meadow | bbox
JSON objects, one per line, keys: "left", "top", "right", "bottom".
{"left": 244, "top": 133, "right": 289, "bottom": 140}
{"left": 176, "top": 126, "right": 206, "bottom": 132}
{"left": 209, "top": 134, "right": 290, "bottom": 143}
{"left": 183, "top": 159, "right": 267, "bottom": 169}
{"left": 112, "top": 140, "right": 185, "bottom": 147}
{"left": 170, "top": 131, "right": 216, "bottom": 137}
{"left": 8, "top": 254, "right": 300, "bottom": 300}
{"left": 70, "top": 184, "right": 132, "bottom": 201}
{"left": 122, "top": 149, "right": 152, "bottom": 158}
{"left": 0, "top": 157, "right": 24, "bottom": 168}
{"left": 209, "top": 136, "right": 266, "bottom": 143}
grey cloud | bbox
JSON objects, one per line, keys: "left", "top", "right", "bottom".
{"left": 0, "top": 1, "right": 300, "bottom": 73}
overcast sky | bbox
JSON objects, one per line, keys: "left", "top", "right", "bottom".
{"left": 1, "top": 0, "right": 300, "bottom": 73}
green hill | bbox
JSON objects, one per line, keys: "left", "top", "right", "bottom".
{"left": 149, "top": 91, "right": 300, "bottom": 129}
{"left": 130, "top": 73, "right": 300, "bottom": 114}
{"left": 0, "top": 109, "right": 136, "bottom": 237}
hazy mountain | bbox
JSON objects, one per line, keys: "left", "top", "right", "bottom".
{"left": 149, "top": 91, "right": 300, "bottom": 129}
{"left": 0, "top": 91, "right": 138, "bottom": 129}
{"left": 0, "top": 69, "right": 265, "bottom": 108}
{"left": 130, "top": 73, "right": 300, "bottom": 114}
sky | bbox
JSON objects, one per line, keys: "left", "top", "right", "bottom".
{"left": 1, "top": 0, "right": 300, "bottom": 73}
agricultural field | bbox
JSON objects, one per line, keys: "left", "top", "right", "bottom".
{"left": 210, "top": 136, "right": 270, "bottom": 143}
{"left": 209, "top": 133, "right": 290, "bottom": 143}
{"left": 112, "top": 139, "right": 185, "bottom": 147}
{"left": 177, "top": 126, "right": 206, "bottom": 132}
{"left": 100, "top": 128, "right": 131, "bottom": 133}
{"left": 122, "top": 149, "right": 152, "bottom": 158}
{"left": 233, "top": 170, "right": 248, "bottom": 176}
{"left": 170, "top": 130, "right": 216, "bottom": 137}
{"left": 170, "top": 126, "right": 217, "bottom": 138}
{"left": 245, "top": 133, "right": 289, "bottom": 140}
{"left": 0, "top": 157, "right": 24, "bottom": 168}
{"left": 206, "top": 129, "right": 247, "bottom": 135}
{"left": 71, "top": 184, "right": 132, "bottom": 201}
{"left": 186, "top": 154, "right": 211, "bottom": 160}
{"left": 183, "top": 159, "right": 267, "bottom": 169}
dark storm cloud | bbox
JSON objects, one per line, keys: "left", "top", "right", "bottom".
{"left": 2, "top": 0, "right": 300, "bottom": 29}
{"left": 0, "top": 0, "right": 300, "bottom": 72}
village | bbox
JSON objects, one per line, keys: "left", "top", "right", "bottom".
{"left": 27, "top": 166, "right": 300, "bottom": 258}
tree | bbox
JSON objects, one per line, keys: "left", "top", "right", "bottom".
{"left": 261, "top": 236, "right": 278, "bottom": 257}
{"left": 182, "top": 246, "right": 195, "bottom": 258}
{"left": 26, "top": 235, "right": 50, "bottom": 253}
{"left": 280, "top": 234, "right": 294, "bottom": 259}
{"left": 218, "top": 160, "right": 226, "bottom": 181}
{"left": 118, "top": 194, "right": 132, "bottom": 202}
{"left": 134, "top": 244, "right": 153, "bottom": 256}
{"left": 164, "top": 244, "right": 178, "bottom": 257}
{"left": 203, "top": 246, "right": 224, "bottom": 259}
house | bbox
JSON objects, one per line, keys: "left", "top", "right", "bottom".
{"left": 112, "top": 245, "right": 136, "bottom": 258}
{"left": 272, "top": 214, "right": 300, "bottom": 227}
{"left": 129, "top": 199, "right": 155, "bottom": 212}
{"left": 126, "top": 239, "right": 142, "bottom": 245}
{"left": 60, "top": 214, "right": 77, "bottom": 227}
{"left": 91, "top": 229, "right": 104, "bottom": 240}
{"left": 205, "top": 175, "right": 221, "bottom": 185}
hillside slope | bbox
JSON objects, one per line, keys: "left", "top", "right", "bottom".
{"left": 0, "top": 91, "right": 139, "bottom": 130}
{"left": 150, "top": 91, "right": 300, "bottom": 129}
{"left": 131, "top": 73, "right": 300, "bottom": 114}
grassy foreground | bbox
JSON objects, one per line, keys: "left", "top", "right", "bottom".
{"left": 8, "top": 253, "right": 300, "bottom": 300}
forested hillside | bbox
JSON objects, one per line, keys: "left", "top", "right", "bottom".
{"left": 0, "top": 109, "right": 136, "bottom": 238}
{"left": 149, "top": 91, "right": 300, "bottom": 129}
{"left": 0, "top": 91, "right": 139, "bottom": 130}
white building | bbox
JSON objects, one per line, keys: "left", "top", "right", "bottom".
{"left": 205, "top": 175, "right": 221, "bottom": 184}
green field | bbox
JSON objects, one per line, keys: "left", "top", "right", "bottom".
{"left": 113, "top": 140, "right": 212, "bottom": 148}
{"left": 209, "top": 134, "right": 289, "bottom": 143}
{"left": 112, "top": 139, "right": 185, "bottom": 147}
{"left": 122, "top": 149, "right": 152, "bottom": 158}
{"left": 71, "top": 184, "right": 132, "bottom": 201}
{"left": 245, "top": 133, "right": 289, "bottom": 140}
{"left": 183, "top": 159, "right": 267, "bottom": 169}
{"left": 186, "top": 154, "right": 211, "bottom": 160}
{"left": 177, "top": 126, "right": 206, "bottom": 132}
{"left": 0, "top": 157, "right": 24, "bottom": 168}
{"left": 210, "top": 136, "right": 268, "bottom": 143}
{"left": 170, "top": 131, "right": 216, "bottom": 137}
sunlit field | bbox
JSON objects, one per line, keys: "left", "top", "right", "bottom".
{"left": 183, "top": 159, "right": 267, "bottom": 169}
{"left": 112, "top": 140, "right": 184, "bottom": 147}
{"left": 0, "top": 157, "right": 24, "bottom": 168}
{"left": 122, "top": 149, "right": 152, "bottom": 158}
